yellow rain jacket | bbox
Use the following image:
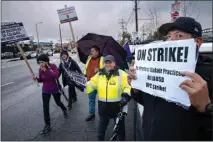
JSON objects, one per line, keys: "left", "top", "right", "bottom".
{"left": 86, "top": 67, "right": 131, "bottom": 116}
{"left": 83, "top": 56, "right": 104, "bottom": 75}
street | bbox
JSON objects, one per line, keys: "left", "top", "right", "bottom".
{"left": 1, "top": 54, "right": 134, "bottom": 141}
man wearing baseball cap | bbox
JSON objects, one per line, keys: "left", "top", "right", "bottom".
{"left": 128, "top": 17, "right": 212, "bottom": 140}
{"left": 86, "top": 55, "right": 131, "bottom": 140}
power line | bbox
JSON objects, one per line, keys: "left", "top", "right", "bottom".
{"left": 127, "top": 11, "right": 134, "bottom": 25}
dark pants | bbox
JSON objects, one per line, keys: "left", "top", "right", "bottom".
{"left": 42, "top": 93, "right": 67, "bottom": 125}
{"left": 68, "top": 85, "right": 77, "bottom": 105}
{"left": 97, "top": 116, "right": 125, "bottom": 141}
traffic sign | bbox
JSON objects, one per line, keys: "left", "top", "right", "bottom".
{"left": 171, "top": 1, "right": 181, "bottom": 21}
{"left": 171, "top": 1, "right": 181, "bottom": 13}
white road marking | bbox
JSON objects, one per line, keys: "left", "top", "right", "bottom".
{"left": 1, "top": 82, "right": 14, "bottom": 87}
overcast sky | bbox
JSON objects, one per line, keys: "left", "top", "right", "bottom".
{"left": 2, "top": 1, "right": 212, "bottom": 43}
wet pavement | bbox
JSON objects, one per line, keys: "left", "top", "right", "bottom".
{"left": 1, "top": 54, "right": 134, "bottom": 141}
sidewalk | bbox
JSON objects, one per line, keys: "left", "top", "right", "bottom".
{"left": 30, "top": 88, "right": 134, "bottom": 141}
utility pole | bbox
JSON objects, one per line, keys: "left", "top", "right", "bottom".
{"left": 64, "top": 5, "right": 80, "bottom": 61}
{"left": 35, "top": 22, "right": 42, "bottom": 48}
{"left": 183, "top": 1, "right": 186, "bottom": 17}
{"left": 36, "top": 25, "right": 39, "bottom": 48}
{"left": 59, "top": 24, "right": 63, "bottom": 50}
{"left": 134, "top": 0, "right": 139, "bottom": 32}
{"left": 118, "top": 19, "right": 126, "bottom": 38}
{"left": 142, "top": 25, "right": 145, "bottom": 41}
{"left": 133, "top": 1, "right": 139, "bottom": 140}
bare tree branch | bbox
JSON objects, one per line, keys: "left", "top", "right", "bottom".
{"left": 180, "top": 0, "right": 200, "bottom": 18}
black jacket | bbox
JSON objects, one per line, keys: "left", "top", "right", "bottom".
{"left": 131, "top": 54, "right": 212, "bottom": 141}
{"left": 59, "top": 57, "right": 82, "bottom": 87}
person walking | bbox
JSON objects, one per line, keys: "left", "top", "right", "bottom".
{"left": 58, "top": 50, "right": 82, "bottom": 109}
{"left": 86, "top": 55, "right": 131, "bottom": 141}
{"left": 83, "top": 45, "right": 104, "bottom": 121}
{"left": 33, "top": 54, "right": 68, "bottom": 134}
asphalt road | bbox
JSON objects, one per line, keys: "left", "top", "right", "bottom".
{"left": 1, "top": 53, "right": 134, "bottom": 141}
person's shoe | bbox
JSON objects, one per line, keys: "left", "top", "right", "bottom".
{"left": 63, "top": 110, "right": 68, "bottom": 118}
{"left": 72, "top": 98, "right": 77, "bottom": 103}
{"left": 85, "top": 114, "right": 95, "bottom": 121}
{"left": 40, "top": 124, "right": 51, "bottom": 134}
{"left": 67, "top": 103, "right": 72, "bottom": 109}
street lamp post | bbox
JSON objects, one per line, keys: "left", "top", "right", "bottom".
{"left": 35, "top": 22, "right": 43, "bottom": 49}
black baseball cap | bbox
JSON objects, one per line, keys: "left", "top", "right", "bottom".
{"left": 158, "top": 17, "right": 202, "bottom": 37}
{"left": 104, "top": 55, "right": 115, "bottom": 62}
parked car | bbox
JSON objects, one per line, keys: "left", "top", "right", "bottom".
{"left": 42, "top": 49, "right": 53, "bottom": 56}
{"left": 199, "top": 42, "right": 212, "bottom": 58}
{"left": 36, "top": 49, "right": 53, "bottom": 57}
{"left": 3, "top": 52, "right": 13, "bottom": 59}
{"left": 20, "top": 51, "right": 37, "bottom": 60}
{"left": 71, "top": 48, "right": 77, "bottom": 54}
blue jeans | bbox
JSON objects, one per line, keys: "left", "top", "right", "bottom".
{"left": 88, "top": 90, "right": 97, "bottom": 115}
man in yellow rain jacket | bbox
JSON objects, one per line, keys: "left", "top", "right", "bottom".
{"left": 86, "top": 55, "right": 131, "bottom": 141}
{"left": 84, "top": 45, "right": 104, "bottom": 121}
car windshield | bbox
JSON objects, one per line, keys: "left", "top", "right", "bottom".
{"left": 43, "top": 50, "right": 50, "bottom": 53}
{"left": 25, "top": 51, "right": 34, "bottom": 54}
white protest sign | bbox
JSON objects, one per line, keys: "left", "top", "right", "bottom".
{"left": 131, "top": 39, "right": 198, "bottom": 107}
{"left": 68, "top": 71, "right": 87, "bottom": 87}
{"left": 57, "top": 6, "right": 78, "bottom": 24}
{"left": 1, "top": 22, "right": 30, "bottom": 44}
{"left": 1, "top": 22, "right": 39, "bottom": 86}
{"left": 61, "top": 64, "right": 86, "bottom": 87}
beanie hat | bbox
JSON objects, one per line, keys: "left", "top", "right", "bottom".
{"left": 60, "top": 50, "right": 69, "bottom": 58}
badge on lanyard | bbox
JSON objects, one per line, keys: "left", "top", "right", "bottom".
{"left": 109, "top": 80, "right": 116, "bottom": 85}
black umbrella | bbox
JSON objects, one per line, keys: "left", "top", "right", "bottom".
{"left": 77, "top": 33, "right": 129, "bottom": 70}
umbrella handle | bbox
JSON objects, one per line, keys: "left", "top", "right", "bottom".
{"left": 110, "top": 133, "right": 118, "bottom": 141}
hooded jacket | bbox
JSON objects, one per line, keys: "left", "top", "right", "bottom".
{"left": 58, "top": 50, "right": 82, "bottom": 87}
{"left": 131, "top": 54, "right": 212, "bottom": 141}
{"left": 37, "top": 63, "right": 59, "bottom": 92}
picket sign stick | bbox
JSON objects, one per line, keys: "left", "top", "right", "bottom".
{"left": 17, "top": 44, "right": 39, "bottom": 87}
{"left": 68, "top": 21, "right": 80, "bottom": 62}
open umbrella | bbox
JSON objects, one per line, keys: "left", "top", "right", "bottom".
{"left": 77, "top": 33, "right": 129, "bottom": 70}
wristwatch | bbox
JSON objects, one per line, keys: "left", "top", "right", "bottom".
{"left": 205, "top": 103, "right": 213, "bottom": 116}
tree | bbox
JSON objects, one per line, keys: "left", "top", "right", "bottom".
{"left": 152, "top": 31, "right": 165, "bottom": 40}
{"left": 143, "top": 6, "right": 163, "bottom": 39}
{"left": 146, "top": 30, "right": 165, "bottom": 41}
{"left": 119, "top": 31, "right": 132, "bottom": 46}
{"left": 146, "top": 32, "right": 153, "bottom": 40}
{"left": 180, "top": 1, "right": 200, "bottom": 19}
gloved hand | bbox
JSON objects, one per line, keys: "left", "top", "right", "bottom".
{"left": 119, "top": 93, "right": 131, "bottom": 107}
{"left": 119, "top": 99, "right": 128, "bottom": 108}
